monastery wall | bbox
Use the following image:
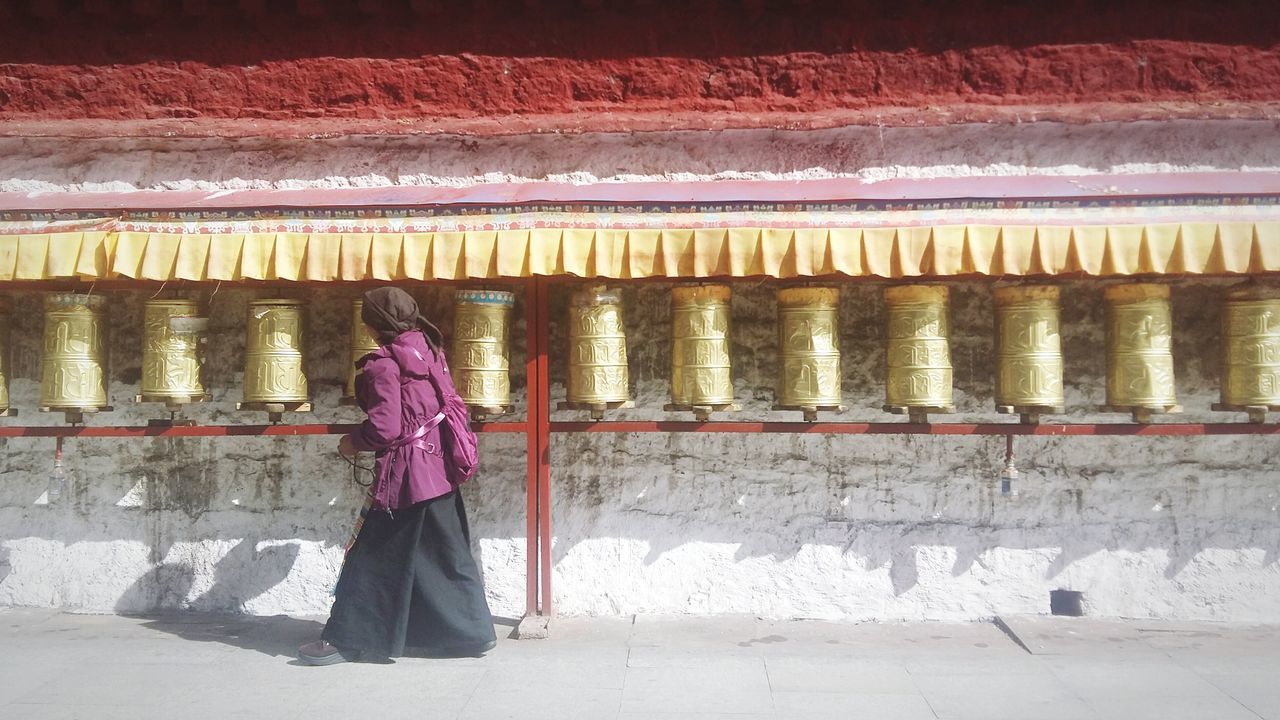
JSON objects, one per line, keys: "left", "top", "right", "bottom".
{"left": 0, "top": 120, "right": 1278, "bottom": 621}
{"left": 2, "top": 1, "right": 1279, "bottom": 134}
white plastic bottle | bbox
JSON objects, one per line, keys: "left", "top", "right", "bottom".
{"left": 48, "top": 449, "right": 67, "bottom": 503}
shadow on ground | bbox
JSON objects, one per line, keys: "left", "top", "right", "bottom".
{"left": 130, "top": 612, "right": 325, "bottom": 659}
{"left": 129, "top": 612, "right": 521, "bottom": 661}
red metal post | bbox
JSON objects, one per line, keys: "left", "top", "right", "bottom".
{"left": 523, "top": 279, "right": 541, "bottom": 617}
{"left": 535, "top": 277, "right": 553, "bottom": 616}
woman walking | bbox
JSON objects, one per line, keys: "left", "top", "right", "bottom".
{"left": 299, "top": 287, "right": 496, "bottom": 665}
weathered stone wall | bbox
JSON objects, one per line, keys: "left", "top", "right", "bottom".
{"left": 3, "top": 0, "right": 1280, "bottom": 135}
{"left": 1, "top": 279, "right": 1277, "bottom": 621}
{"left": 547, "top": 281, "right": 1280, "bottom": 620}
{"left": 1, "top": 119, "right": 1278, "bottom": 620}
{"left": 4, "top": 119, "right": 1280, "bottom": 194}
{"left": 0, "top": 287, "right": 531, "bottom": 617}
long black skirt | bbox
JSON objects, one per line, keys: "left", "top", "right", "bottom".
{"left": 322, "top": 489, "right": 496, "bottom": 658}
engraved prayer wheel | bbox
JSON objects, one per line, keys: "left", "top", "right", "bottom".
{"left": 884, "top": 285, "right": 953, "bottom": 415}
{"left": 994, "top": 285, "right": 1065, "bottom": 420}
{"left": 1104, "top": 283, "right": 1178, "bottom": 417}
{"left": 566, "top": 286, "right": 630, "bottom": 405}
{"left": 0, "top": 298, "right": 10, "bottom": 414}
{"left": 775, "top": 287, "right": 843, "bottom": 411}
{"left": 343, "top": 299, "right": 381, "bottom": 401}
{"left": 1217, "top": 285, "right": 1280, "bottom": 416}
{"left": 242, "top": 299, "right": 309, "bottom": 404}
{"left": 451, "top": 289, "right": 514, "bottom": 411}
{"left": 140, "top": 299, "right": 207, "bottom": 404}
{"left": 41, "top": 294, "right": 110, "bottom": 410}
{"left": 670, "top": 284, "right": 734, "bottom": 407}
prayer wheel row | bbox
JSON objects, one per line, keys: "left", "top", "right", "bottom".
{"left": 0, "top": 293, "right": 518, "bottom": 420}
{"left": 567, "top": 282, "right": 1280, "bottom": 423}
{"left": 0, "top": 285, "right": 1275, "bottom": 423}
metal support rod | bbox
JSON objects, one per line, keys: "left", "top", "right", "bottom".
{"left": 0, "top": 422, "right": 526, "bottom": 438}
{"left": 547, "top": 421, "right": 1280, "bottom": 436}
{"left": 2, "top": 421, "right": 1275, "bottom": 438}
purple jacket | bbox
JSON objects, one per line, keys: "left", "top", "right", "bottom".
{"left": 348, "top": 329, "right": 457, "bottom": 511}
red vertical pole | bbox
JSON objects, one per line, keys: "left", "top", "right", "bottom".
{"left": 523, "top": 278, "right": 540, "bottom": 617}
{"left": 535, "top": 277, "right": 553, "bottom": 616}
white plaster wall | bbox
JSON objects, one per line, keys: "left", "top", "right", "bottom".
{"left": 0, "top": 280, "right": 1276, "bottom": 622}
{"left": 1, "top": 120, "right": 1279, "bottom": 622}
{"left": 2, "top": 119, "right": 1280, "bottom": 193}
{"left": 0, "top": 288, "right": 531, "bottom": 619}
{"left": 539, "top": 281, "right": 1280, "bottom": 622}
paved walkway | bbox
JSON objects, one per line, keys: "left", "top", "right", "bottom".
{"left": 1, "top": 608, "right": 1277, "bottom": 719}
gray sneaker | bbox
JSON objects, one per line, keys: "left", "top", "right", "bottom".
{"left": 298, "top": 640, "right": 360, "bottom": 666}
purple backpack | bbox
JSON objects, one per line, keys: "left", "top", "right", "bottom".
{"left": 427, "top": 352, "right": 479, "bottom": 485}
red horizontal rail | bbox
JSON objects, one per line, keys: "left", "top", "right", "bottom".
{"left": 548, "top": 421, "right": 1280, "bottom": 436}
{"left": 1, "top": 420, "right": 1275, "bottom": 438}
{"left": 0, "top": 422, "right": 527, "bottom": 438}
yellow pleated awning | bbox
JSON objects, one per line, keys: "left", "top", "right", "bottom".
{"left": 1, "top": 222, "right": 1278, "bottom": 283}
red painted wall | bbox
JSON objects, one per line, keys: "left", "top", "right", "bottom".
{"left": 1, "top": 0, "right": 1277, "bottom": 136}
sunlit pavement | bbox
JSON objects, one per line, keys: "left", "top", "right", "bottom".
{"left": 1, "top": 608, "right": 1277, "bottom": 719}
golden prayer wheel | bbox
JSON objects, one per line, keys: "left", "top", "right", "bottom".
{"left": 884, "top": 285, "right": 953, "bottom": 420}
{"left": 343, "top": 299, "right": 381, "bottom": 402}
{"left": 242, "top": 299, "right": 309, "bottom": 405}
{"left": 775, "top": 287, "right": 843, "bottom": 417}
{"left": 669, "top": 284, "right": 735, "bottom": 414}
{"left": 1104, "top": 283, "right": 1179, "bottom": 421}
{"left": 566, "top": 286, "right": 631, "bottom": 409}
{"left": 41, "top": 293, "right": 110, "bottom": 413}
{"left": 994, "top": 285, "right": 1065, "bottom": 423}
{"left": 0, "top": 297, "right": 10, "bottom": 415}
{"left": 139, "top": 299, "right": 208, "bottom": 405}
{"left": 1214, "top": 285, "right": 1280, "bottom": 422}
{"left": 451, "top": 289, "right": 514, "bottom": 414}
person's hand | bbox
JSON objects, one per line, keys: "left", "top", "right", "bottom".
{"left": 338, "top": 435, "right": 357, "bottom": 459}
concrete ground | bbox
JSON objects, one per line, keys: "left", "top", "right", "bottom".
{"left": 1, "top": 609, "right": 1278, "bottom": 720}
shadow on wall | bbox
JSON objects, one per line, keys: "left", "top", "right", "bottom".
{"left": 545, "top": 427, "right": 1280, "bottom": 598}
{"left": 562, "top": 495, "right": 1280, "bottom": 598}
{"left": 115, "top": 539, "right": 302, "bottom": 614}
{"left": 3, "top": 281, "right": 1276, "bottom": 615}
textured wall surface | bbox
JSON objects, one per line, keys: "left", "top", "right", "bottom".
{"left": 1, "top": 1, "right": 1279, "bottom": 135}
{"left": 3, "top": 119, "right": 1279, "bottom": 194}
{"left": 0, "top": 288, "right": 532, "bottom": 617}
{"left": 0, "top": 279, "right": 1277, "bottom": 621}
{"left": 1, "top": 119, "right": 1279, "bottom": 621}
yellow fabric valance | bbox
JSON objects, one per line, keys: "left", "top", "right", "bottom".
{"left": 1, "top": 222, "right": 1278, "bottom": 283}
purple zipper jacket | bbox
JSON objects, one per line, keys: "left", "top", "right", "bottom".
{"left": 347, "top": 329, "right": 456, "bottom": 511}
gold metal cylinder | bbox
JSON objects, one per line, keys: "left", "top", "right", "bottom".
{"left": 344, "top": 299, "right": 381, "bottom": 401}
{"left": 41, "top": 293, "right": 109, "bottom": 409}
{"left": 1104, "top": 283, "right": 1177, "bottom": 410}
{"left": 994, "top": 285, "right": 1065, "bottom": 410}
{"left": 671, "top": 284, "right": 734, "bottom": 406}
{"left": 567, "top": 286, "right": 630, "bottom": 405}
{"left": 884, "top": 285, "right": 953, "bottom": 409}
{"left": 140, "top": 299, "right": 206, "bottom": 403}
{"left": 1219, "top": 285, "right": 1280, "bottom": 408}
{"left": 0, "top": 297, "right": 10, "bottom": 413}
{"left": 776, "top": 287, "right": 842, "bottom": 408}
{"left": 243, "top": 299, "right": 309, "bottom": 404}
{"left": 451, "top": 289, "right": 514, "bottom": 409}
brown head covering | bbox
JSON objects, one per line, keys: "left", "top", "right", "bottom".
{"left": 361, "top": 287, "right": 444, "bottom": 350}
